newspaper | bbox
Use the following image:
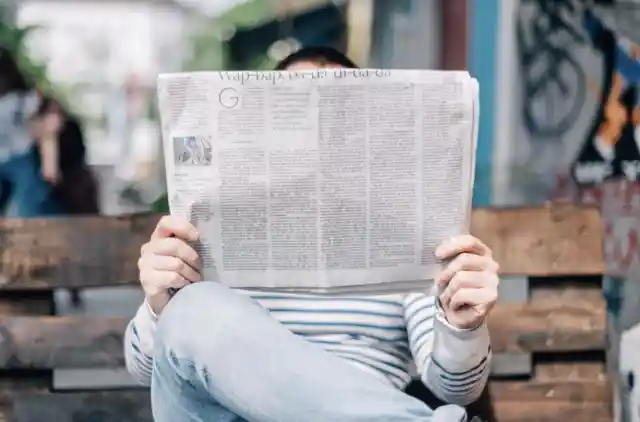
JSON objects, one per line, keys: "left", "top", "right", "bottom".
{"left": 157, "top": 69, "right": 479, "bottom": 295}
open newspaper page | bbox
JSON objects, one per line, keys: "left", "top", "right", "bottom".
{"left": 157, "top": 69, "right": 478, "bottom": 294}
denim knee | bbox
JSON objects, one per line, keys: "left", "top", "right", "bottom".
{"left": 155, "top": 282, "right": 254, "bottom": 362}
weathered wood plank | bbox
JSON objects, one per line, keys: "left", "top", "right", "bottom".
{"left": 0, "top": 377, "right": 611, "bottom": 422}
{"left": 0, "top": 204, "right": 603, "bottom": 289}
{"left": 8, "top": 390, "right": 151, "bottom": 422}
{"left": 491, "top": 362, "right": 612, "bottom": 422}
{"left": 491, "top": 362, "right": 609, "bottom": 402}
{"left": 0, "top": 292, "right": 55, "bottom": 420}
{"left": 471, "top": 204, "right": 604, "bottom": 276}
{"left": 0, "top": 290, "right": 604, "bottom": 369}
{"left": 0, "top": 316, "right": 127, "bottom": 368}
{"left": 488, "top": 291, "right": 605, "bottom": 353}
{"left": 0, "top": 214, "right": 160, "bottom": 290}
{"left": 490, "top": 379, "right": 610, "bottom": 402}
{"left": 534, "top": 361, "right": 607, "bottom": 381}
{"left": 0, "top": 379, "right": 48, "bottom": 422}
{"left": 0, "top": 371, "right": 613, "bottom": 422}
{"left": 0, "top": 294, "right": 52, "bottom": 316}
{"left": 492, "top": 401, "right": 612, "bottom": 422}
{"left": 530, "top": 282, "right": 603, "bottom": 305}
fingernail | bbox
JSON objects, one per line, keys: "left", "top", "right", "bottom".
{"left": 191, "top": 230, "right": 200, "bottom": 241}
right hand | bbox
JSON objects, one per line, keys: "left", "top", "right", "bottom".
{"left": 31, "top": 109, "right": 64, "bottom": 140}
{"left": 138, "top": 215, "right": 202, "bottom": 315}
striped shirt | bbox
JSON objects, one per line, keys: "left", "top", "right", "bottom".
{"left": 125, "top": 290, "right": 491, "bottom": 405}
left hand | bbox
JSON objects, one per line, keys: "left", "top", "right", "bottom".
{"left": 435, "top": 235, "right": 499, "bottom": 330}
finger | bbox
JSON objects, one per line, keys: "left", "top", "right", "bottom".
{"left": 439, "top": 270, "right": 483, "bottom": 306}
{"left": 438, "top": 253, "right": 498, "bottom": 285}
{"left": 146, "top": 255, "right": 201, "bottom": 282}
{"left": 146, "top": 237, "right": 202, "bottom": 270}
{"left": 435, "top": 234, "right": 491, "bottom": 260}
{"left": 449, "top": 287, "right": 497, "bottom": 312}
{"left": 152, "top": 215, "right": 199, "bottom": 242}
{"left": 140, "top": 269, "right": 191, "bottom": 293}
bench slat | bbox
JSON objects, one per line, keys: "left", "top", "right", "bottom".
{"left": 9, "top": 390, "right": 151, "bottom": 422}
{"left": 0, "top": 292, "right": 604, "bottom": 369}
{"left": 0, "top": 204, "right": 604, "bottom": 289}
{"left": 491, "top": 362, "right": 611, "bottom": 422}
{"left": 470, "top": 204, "right": 604, "bottom": 276}
{"left": 1, "top": 376, "right": 611, "bottom": 422}
{"left": 492, "top": 401, "right": 611, "bottom": 422}
{"left": 0, "top": 214, "right": 160, "bottom": 290}
{"left": 490, "top": 379, "right": 609, "bottom": 402}
{"left": 488, "top": 287, "right": 606, "bottom": 353}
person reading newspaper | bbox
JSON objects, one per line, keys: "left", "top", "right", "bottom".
{"left": 124, "top": 47, "right": 497, "bottom": 422}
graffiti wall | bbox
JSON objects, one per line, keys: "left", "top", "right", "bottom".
{"left": 498, "top": 1, "right": 640, "bottom": 421}
{"left": 506, "top": 1, "right": 619, "bottom": 202}
{"left": 514, "top": 0, "right": 640, "bottom": 279}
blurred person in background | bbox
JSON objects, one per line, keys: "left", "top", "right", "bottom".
{"left": 0, "top": 47, "right": 60, "bottom": 217}
{"left": 31, "top": 97, "right": 99, "bottom": 307}
{"left": 32, "top": 97, "right": 99, "bottom": 215}
{"left": 125, "top": 47, "right": 497, "bottom": 422}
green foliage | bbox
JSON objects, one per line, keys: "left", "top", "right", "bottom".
{"left": 222, "top": 0, "right": 270, "bottom": 28}
{"left": 151, "top": 193, "right": 169, "bottom": 213}
{"left": 182, "top": 21, "right": 227, "bottom": 72}
{"left": 0, "top": 13, "right": 62, "bottom": 104}
{"left": 182, "top": 0, "right": 273, "bottom": 72}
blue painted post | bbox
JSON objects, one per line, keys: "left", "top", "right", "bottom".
{"left": 468, "top": 0, "right": 500, "bottom": 207}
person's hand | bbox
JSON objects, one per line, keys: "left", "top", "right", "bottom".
{"left": 435, "top": 235, "right": 499, "bottom": 330}
{"left": 41, "top": 161, "right": 60, "bottom": 184}
{"left": 138, "top": 216, "right": 202, "bottom": 315}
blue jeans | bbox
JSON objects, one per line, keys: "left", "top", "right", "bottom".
{"left": 151, "top": 283, "right": 468, "bottom": 422}
{"left": 0, "top": 150, "right": 60, "bottom": 217}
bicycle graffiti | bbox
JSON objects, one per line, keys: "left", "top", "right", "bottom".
{"left": 517, "top": 0, "right": 586, "bottom": 138}
{"left": 517, "top": 0, "right": 640, "bottom": 185}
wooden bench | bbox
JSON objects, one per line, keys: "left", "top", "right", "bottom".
{"left": 0, "top": 204, "right": 608, "bottom": 421}
{"left": 471, "top": 205, "right": 608, "bottom": 422}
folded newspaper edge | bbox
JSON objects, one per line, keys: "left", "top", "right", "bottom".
{"left": 244, "top": 280, "right": 437, "bottom": 296}
{"left": 157, "top": 69, "right": 479, "bottom": 295}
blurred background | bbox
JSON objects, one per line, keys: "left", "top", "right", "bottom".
{"left": 2, "top": 0, "right": 640, "bottom": 418}
{"left": 0, "top": 0, "right": 467, "bottom": 217}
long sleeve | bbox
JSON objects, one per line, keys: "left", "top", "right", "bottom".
{"left": 403, "top": 293, "right": 492, "bottom": 405}
{"left": 124, "top": 300, "right": 158, "bottom": 386}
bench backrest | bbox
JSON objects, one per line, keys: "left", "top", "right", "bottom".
{"left": 0, "top": 204, "right": 606, "bottom": 422}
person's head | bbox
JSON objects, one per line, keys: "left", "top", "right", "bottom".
{"left": 36, "top": 96, "right": 64, "bottom": 117}
{"left": 275, "top": 46, "right": 358, "bottom": 71}
{"left": 0, "top": 47, "right": 30, "bottom": 96}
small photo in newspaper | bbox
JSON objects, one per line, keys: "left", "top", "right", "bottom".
{"left": 173, "top": 136, "right": 212, "bottom": 167}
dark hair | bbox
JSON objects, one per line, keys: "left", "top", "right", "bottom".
{"left": 275, "top": 46, "right": 358, "bottom": 70}
{"left": 0, "top": 47, "right": 31, "bottom": 93}
{"left": 36, "top": 96, "right": 59, "bottom": 116}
